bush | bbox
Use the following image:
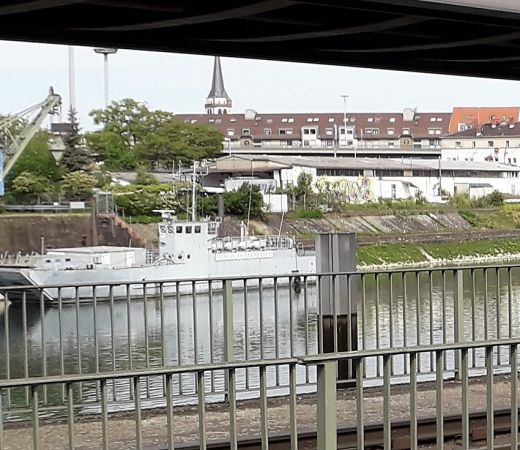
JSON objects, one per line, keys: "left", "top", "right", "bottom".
{"left": 224, "top": 184, "right": 264, "bottom": 219}
{"left": 126, "top": 215, "right": 162, "bottom": 224}
{"left": 294, "top": 208, "right": 323, "bottom": 219}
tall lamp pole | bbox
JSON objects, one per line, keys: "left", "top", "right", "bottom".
{"left": 94, "top": 48, "right": 118, "bottom": 107}
{"left": 340, "top": 94, "right": 350, "bottom": 158}
{"left": 68, "top": 46, "right": 76, "bottom": 111}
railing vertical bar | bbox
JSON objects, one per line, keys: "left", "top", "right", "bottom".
{"left": 198, "top": 371, "right": 206, "bottom": 450}
{"left": 93, "top": 286, "right": 99, "bottom": 375}
{"left": 208, "top": 281, "right": 215, "bottom": 393}
{"left": 471, "top": 269, "right": 476, "bottom": 368}
{"left": 143, "top": 283, "right": 150, "bottom": 398}
{"left": 410, "top": 351, "right": 418, "bottom": 450}
{"left": 429, "top": 271, "right": 434, "bottom": 372}
{"left": 31, "top": 385, "right": 39, "bottom": 450}
{"left": 109, "top": 286, "right": 117, "bottom": 401}
{"left": 484, "top": 269, "right": 489, "bottom": 340}
{"left": 485, "top": 346, "right": 494, "bottom": 450}
{"left": 289, "top": 276, "right": 295, "bottom": 359}
{"left": 0, "top": 388, "right": 3, "bottom": 450}
{"left": 389, "top": 274, "right": 394, "bottom": 376}
{"left": 496, "top": 269, "right": 501, "bottom": 365}
{"left": 58, "top": 288, "right": 65, "bottom": 402}
{"left": 243, "top": 279, "right": 249, "bottom": 389}
{"left": 355, "top": 358, "right": 364, "bottom": 450}
{"left": 165, "top": 374, "right": 175, "bottom": 450}
{"left": 75, "top": 287, "right": 83, "bottom": 400}
{"left": 22, "top": 291, "right": 29, "bottom": 405}
{"left": 442, "top": 271, "right": 447, "bottom": 369}
{"left": 361, "top": 275, "right": 367, "bottom": 377}
{"left": 510, "top": 343, "right": 518, "bottom": 449}
{"left": 303, "top": 276, "right": 310, "bottom": 383}
{"left": 160, "top": 283, "right": 166, "bottom": 370}
{"left": 228, "top": 368, "right": 237, "bottom": 450}
{"left": 436, "top": 350, "right": 444, "bottom": 450}
{"left": 454, "top": 270, "right": 464, "bottom": 379}
{"left": 260, "top": 365, "right": 268, "bottom": 450}
{"left": 332, "top": 274, "right": 338, "bottom": 354}
{"left": 415, "top": 272, "right": 421, "bottom": 348}
{"left": 375, "top": 274, "right": 381, "bottom": 377}
{"left": 67, "top": 382, "right": 75, "bottom": 450}
{"left": 39, "top": 289, "right": 47, "bottom": 405}
{"left": 191, "top": 281, "right": 197, "bottom": 366}
{"left": 383, "top": 354, "right": 391, "bottom": 450}
{"left": 508, "top": 267, "right": 513, "bottom": 339}
{"left": 134, "top": 377, "right": 142, "bottom": 450}
{"left": 100, "top": 379, "right": 109, "bottom": 450}
{"left": 3, "top": 293, "right": 10, "bottom": 408}
{"left": 274, "top": 277, "right": 280, "bottom": 386}
{"left": 126, "top": 284, "right": 133, "bottom": 399}
{"left": 175, "top": 282, "right": 183, "bottom": 395}
{"left": 289, "top": 363, "right": 298, "bottom": 450}
{"left": 317, "top": 276, "right": 324, "bottom": 354}
{"left": 402, "top": 273, "right": 408, "bottom": 375}
{"left": 259, "top": 279, "right": 264, "bottom": 360}
{"left": 461, "top": 347, "right": 469, "bottom": 450}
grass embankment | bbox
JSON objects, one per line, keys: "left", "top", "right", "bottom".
{"left": 358, "top": 237, "right": 520, "bottom": 266}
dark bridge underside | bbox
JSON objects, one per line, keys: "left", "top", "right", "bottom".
{"left": 4, "top": 0, "right": 520, "bottom": 80}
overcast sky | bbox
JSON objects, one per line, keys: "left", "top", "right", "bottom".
{"left": 2, "top": 40, "right": 520, "bottom": 130}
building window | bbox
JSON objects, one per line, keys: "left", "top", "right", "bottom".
{"left": 402, "top": 128, "right": 410, "bottom": 135}
{"left": 325, "top": 128, "right": 333, "bottom": 135}
{"left": 388, "top": 142, "right": 395, "bottom": 148}
{"left": 287, "top": 140, "right": 293, "bottom": 147}
{"left": 506, "top": 140, "right": 510, "bottom": 147}
{"left": 279, "top": 128, "right": 293, "bottom": 135}
{"left": 488, "top": 141, "right": 494, "bottom": 148}
{"left": 242, "top": 128, "right": 251, "bottom": 135}
{"left": 264, "top": 128, "right": 272, "bottom": 135}
{"left": 365, "top": 128, "right": 379, "bottom": 135}
{"left": 326, "top": 141, "right": 333, "bottom": 147}
{"left": 472, "top": 141, "right": 476, "bottom": 148}
{"left": 455, "top": 141, "right": 462, "bottom": 148}
{"left": 227, "top": 129, "right": 235, "bottom": 136}
{"left": 387, "top": 128, "right": 395, "bottom": 135}
{"left": 328, "top": 117, "right": 335, "bottom": 123}
{"left": 389, "top": 117, "right": 396, "bottom": 123}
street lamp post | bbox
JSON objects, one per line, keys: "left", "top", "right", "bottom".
{"left": 94, "top": 48, "right": 118, "bottom": 107}
{"left": 340, "top": 94, "right": 352, "bottom": 158}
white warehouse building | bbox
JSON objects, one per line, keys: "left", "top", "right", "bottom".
{"left": 205, "top": 155, "right": 520, "bottom": 203}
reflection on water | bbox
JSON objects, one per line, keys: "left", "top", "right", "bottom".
{"left": 1, "top": 267, "right": 520, "bottom": 413}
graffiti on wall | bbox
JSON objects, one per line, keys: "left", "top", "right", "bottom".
{"left": 315, "top": 176, "right": 375, "bottom": 203}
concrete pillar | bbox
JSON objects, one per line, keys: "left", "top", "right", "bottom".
{"left": 316, "top": 233, "right": 357, "bottom": 382}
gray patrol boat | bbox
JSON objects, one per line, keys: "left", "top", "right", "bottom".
{"left": 0, "top": 211, "right": 315, "bottom": 301}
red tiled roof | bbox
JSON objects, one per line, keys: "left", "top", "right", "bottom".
{"left": 174, "top": 111, "right": 451, "bottom": 141}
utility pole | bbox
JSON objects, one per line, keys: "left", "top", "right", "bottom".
{"left": 94, "top": 48, "right": 118, "bottom": 107}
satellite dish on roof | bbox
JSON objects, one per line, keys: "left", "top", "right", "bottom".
{"left": 245, "top": 109, "right": 257, "bottom": 120}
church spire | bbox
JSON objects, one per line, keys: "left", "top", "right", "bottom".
{"left": 205, "top": 56, "right": 232, "bottom": 114}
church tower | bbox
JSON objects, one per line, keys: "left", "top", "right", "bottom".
{"left": 205, "top": 56, "right": 232, "bottom": 114}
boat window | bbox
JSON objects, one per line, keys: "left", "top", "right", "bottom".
{"left": 45, "top": 259, "right": 51, "bottom": 263}
{"left": 176, "top": 226, "right": 183, "bottom": 234}
{"left": 195, "top": 226, "right": 201, "bottom": 234}
{"left": 167, "top": 226, "right": 174, "bottom": 234}
{"left": 185, "top": 226, "right": 192, "bottom": 234}
{"left": 160, "top": 226, "right": 166, "bottom": 233}
{"left": 65, "top": 258, "right": 71, "bottom": 262}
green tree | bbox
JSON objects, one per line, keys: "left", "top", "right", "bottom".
{"left": 5, "top": 131, "right": 62, "bottom": 187}
{"left": 86, "top": 99, "right": 223, "bottom": 170}
{"left": 60, "top": 171, "right": 97, "bottom": 201}
{"left": 61, "top": 108, "right": 91, "bottom": 172}
{"left": 224, "top": 183, "right": 264, "bottom": 219}
{"left": 10, "top": 171, "right": 52, "bottom": 203}
{"left": 134, "top": 166, "right": 158, "bottom": 185}
{"left": 137, "top": 120, "right": 223, "bottom": 168}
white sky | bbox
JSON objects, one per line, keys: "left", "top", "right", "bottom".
{"left": 2, "top": 40, "right": 520, "bottom": 130}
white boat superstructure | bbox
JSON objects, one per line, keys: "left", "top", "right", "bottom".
{"left": 0, "top": 211, "right": 315, "bottom": 301}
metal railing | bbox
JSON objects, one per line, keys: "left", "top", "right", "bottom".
{"left": 1, "top": 264, "right": 520, "bottom": 413}
{"left": 0, "top": 339, "right": 518, "bottom": 450}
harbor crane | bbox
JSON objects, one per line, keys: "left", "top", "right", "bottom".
{"left": 0, "top": 88, "right": 61, "bottom": 185}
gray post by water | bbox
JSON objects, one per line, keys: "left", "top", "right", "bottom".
{"left": 316, "top": 233, "right": 357, "bottom": 381}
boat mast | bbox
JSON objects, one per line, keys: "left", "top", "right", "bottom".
{"left": 191, "top": 161, "right": 197, "bottom": 222}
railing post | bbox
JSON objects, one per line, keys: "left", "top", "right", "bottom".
{"left": 223, "top": 279, "right": 234, "bottom": 363}
{"left": 454, "top": 269, "right": 464, "bottom": 380}
{"left": 317, "top": 360, "right": 337, "bottom": 450}
{"left": 316, "top": 233, "right": 357, "bottom": 383}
